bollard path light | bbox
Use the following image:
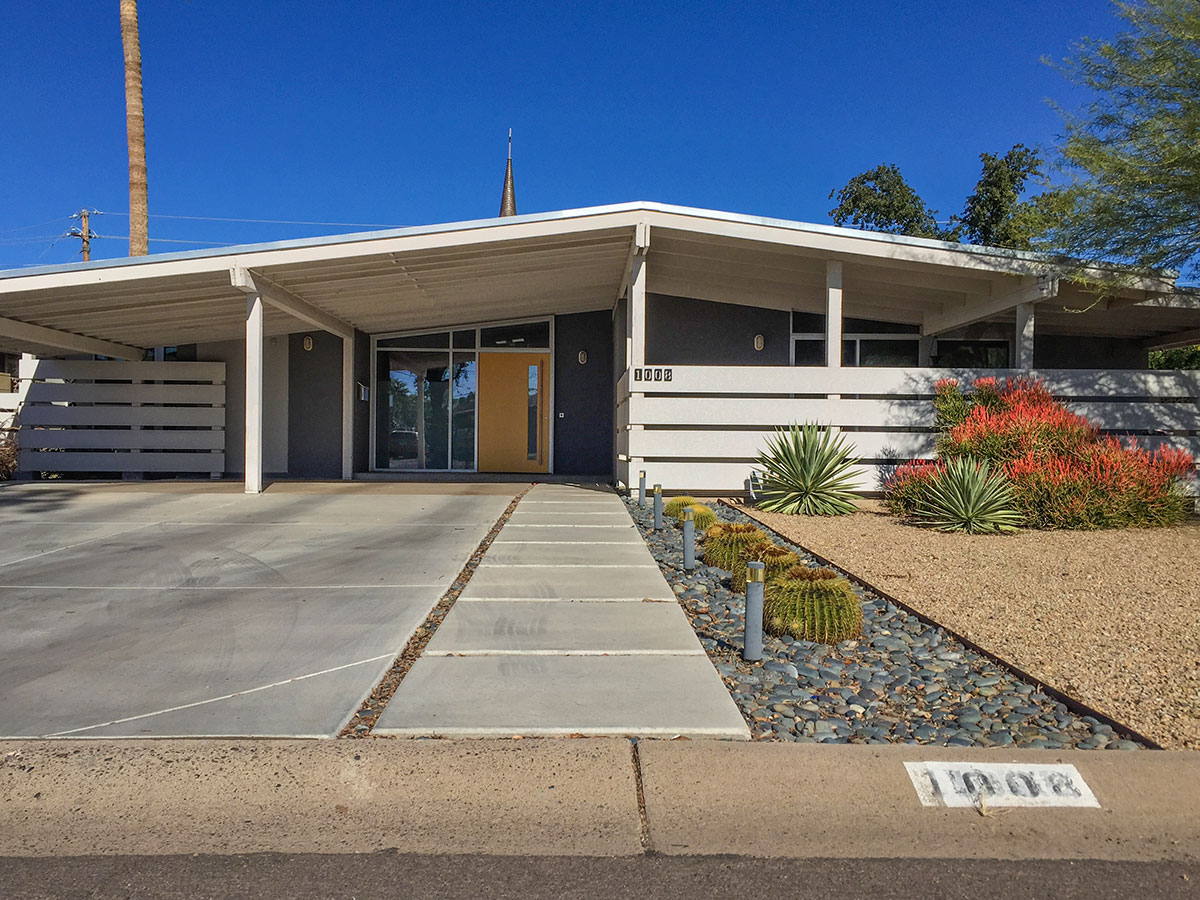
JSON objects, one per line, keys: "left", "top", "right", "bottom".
{"left": 682, "top": 506, "right": 695, "bottom": 570}
{"left": 652, "top": 484, "right": 663, "bottom": 530}
{"left": 638, "top": 470, "right": 647, "bottom": 507}
{"left": 743, "top": 561, "right": 765, "bottom": 661}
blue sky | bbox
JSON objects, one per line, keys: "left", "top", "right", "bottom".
{"left": 0, "top": 1, "right": 1122, "bottom": 269}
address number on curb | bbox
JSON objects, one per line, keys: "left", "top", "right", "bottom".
{"left": 904, "top": 761, "right": 1100, "bottom": 808}
{"left": 633, "top": 367, "right": 673, "bottom": 382}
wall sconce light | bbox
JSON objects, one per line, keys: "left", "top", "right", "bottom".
{"left": 578, "top": 350, "right": 588, "bottom": 365}
{"left": 302, "top": 336, "right": 314, "bottom": 351}
{"left": 753, "top": 334, "right": 765, "bottom": 352}
{"left": 357, "top": 382, "right": 370, "bottom": 402}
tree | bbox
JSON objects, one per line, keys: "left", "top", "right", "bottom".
{"left": 827, "top": 164, "right": 951, "bottom": 240}
{"left": 120, "top": 0, "right": 149, "bottom": 256}
{"left": 829, "top": 147, "right": 1054, "bottom": 250}
{"left": 1045, "top": 0, "right": 1200, "bottom": 280}
{"left": 959, "top": 144, "right": 1046, "bottom": 249}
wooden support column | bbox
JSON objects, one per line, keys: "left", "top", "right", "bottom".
{"left": 1015, "top": 302, "right": 1036, "bottom": 369}
{"left": 341, "top": 335, "right": 354, "bottom": 480}
{"left": 244, "top": 292, "right": 264, "bottom": 494}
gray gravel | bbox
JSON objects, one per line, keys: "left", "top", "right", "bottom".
{"left": 627, "top": 499, "right": 1143, "bottom": 749}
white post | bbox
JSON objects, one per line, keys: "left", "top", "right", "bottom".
{"left": 825, "top": 259, "right": 843, "bottom": 368}
{"left": 1015, "top": 302, "right": 1035, "bottom": 369}
{"left": 341, "top": 335, "right": 354, "bottom": 480}
{"left": 629, "top": 254, "right": 647, "bottom": 369}
{"left": 919, "top": 335, "right": 935, "bottom": 367}
{"left": 826, "top": 259, "right": 843, "bottom": 400}
{"left": 244, "top": 293, "right": 264, "bottom": 494}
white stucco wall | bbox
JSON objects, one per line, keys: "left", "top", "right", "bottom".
{"left": 194, "top": 337, "right": 289, "bottom": 474}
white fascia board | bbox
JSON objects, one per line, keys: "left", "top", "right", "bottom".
{"left": 0, "top": 206, "right": 651, "bottom": 295}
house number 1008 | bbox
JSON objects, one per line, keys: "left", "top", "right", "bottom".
{"left": 633, "top": 368, "right": 672, "bottom": 382}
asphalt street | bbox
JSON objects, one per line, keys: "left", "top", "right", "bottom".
{"left": 3, "top": 853, "right": 1197, "bottom": 900}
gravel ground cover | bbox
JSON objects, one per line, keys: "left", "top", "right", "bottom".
{"left": 626, "top": 498, "right": 1143, "bottom": 749}
{"left": 739, "top": 500, "right": 1200, "bottom": 751}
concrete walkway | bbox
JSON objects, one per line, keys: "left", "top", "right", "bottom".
{"left": 376, "top": 484, "right": 749, "bottom": 739}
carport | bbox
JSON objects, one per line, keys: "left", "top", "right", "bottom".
{"left": 0, "top": 206, "right": 642, "bottom": 491}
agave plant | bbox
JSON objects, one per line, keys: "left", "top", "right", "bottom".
{"left": 754, "top": 423, "right": 860, "bottom": 516}
{"left": 914, "top": 457, "right": 1022, "bottom": 534}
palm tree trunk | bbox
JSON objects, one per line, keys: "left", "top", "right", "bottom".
{"left": 120, "top": 0, "right": 148, "bottom": 257}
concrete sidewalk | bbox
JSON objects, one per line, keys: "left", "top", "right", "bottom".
{"left": 1, "top": 739, "right": 1196, "bottom": 863}
{"left": 375, "top": 483, "right": 749, "bottom": 739}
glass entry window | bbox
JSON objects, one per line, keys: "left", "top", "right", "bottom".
{"left": 375, "top": 332, "right": 477, "bottom": 470}
{"left": 372, "top": 319, "right": 550, "bottom": 472}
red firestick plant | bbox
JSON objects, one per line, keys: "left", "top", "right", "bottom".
{"left": 886, "top": 377, "right": 1195, "bottom": 530}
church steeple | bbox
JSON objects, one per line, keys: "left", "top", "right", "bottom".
{"left": 499, "top": 129, "right": 516, "bottom": 217}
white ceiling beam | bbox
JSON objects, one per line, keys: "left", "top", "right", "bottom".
{"left": 0, "top": 314, "right": 143, "bottom": 360}
{"left": 923, "top": 276, "right": 1059, "bottom": 336}
{"left": 230, "top": 266, "right": 355, "bottom": 340}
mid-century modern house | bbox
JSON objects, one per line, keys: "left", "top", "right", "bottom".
{"left": 0, "top": 200, "right": 1198, "bottom": 494}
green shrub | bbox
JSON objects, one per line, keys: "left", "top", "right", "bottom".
{"left": 664, "top": 495, "right": 698, "bottom": 518}
{"left": 755, "top": 422, "right": 859, "bottom": 516}
{"left": 702, "top": 522, "right": 765, "bottom": 570}
{"left": 730, "top": 540, "right": 800, "bottom": 592}
{"left": 913, "top": 457, "right": 1022, "bottom": 534}
{"left": 676, "top": 503, "right": 717, "bottom": 531}
{"left": 763, "top": 568, "right": 863, "bottom": 644}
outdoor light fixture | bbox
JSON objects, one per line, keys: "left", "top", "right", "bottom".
{"left": 578, "top": 350, "right": 588, "bottom": 365}
{"left": 357, "top": 383, "right": 370, "bottom": 402}
{"left": 303, "top": 336, "right": 314, "bottom": 351}
{"left": 753, "top": 334, "right": 765, "bottom": 351}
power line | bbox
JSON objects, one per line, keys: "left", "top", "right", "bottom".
{"left": 91, "top": 234, "right": 239, "bottom": 246}
{"left": 94, "top": 210, "right": 398, "bottom": 228}
{"left": 0, "top": 216, "right": 73, "bottom": 237}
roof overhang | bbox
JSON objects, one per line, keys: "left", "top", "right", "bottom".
{"left": 0, "top": 201, "right": 1194, "bottom": 355}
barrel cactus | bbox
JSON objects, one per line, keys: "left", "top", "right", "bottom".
{"left": 730, "top": 541, "right": 800, "bottom": 592}
{"left": 676, "top": 503, "right": 717, "bottom": 531}
{"left": 664, "top": 495, "right": 699, "bottom": 518}
{"left": 702, "top": 522, "right": 766, "bottom": 570}
{"left": 763, "top": 567, "right": 863, "bottom": 643}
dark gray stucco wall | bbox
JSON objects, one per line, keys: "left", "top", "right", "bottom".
{"left": 1034, "top": 335, "right": 1148, "bottom": 370}
{"left": 554, "top": 310, "right": 614, "bottom": 476}
{"left": 288, "top": 331, "right": 342, "bottom": 478}
{"left": 645, "top": 294, "right": 789, "bottom": 365}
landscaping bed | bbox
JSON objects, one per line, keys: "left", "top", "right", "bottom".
{"left": 738, "top": 500, "right": 1200, "bottom": 750}
{"left": 626, "top": 497, "right": 1144, "bottom": 749}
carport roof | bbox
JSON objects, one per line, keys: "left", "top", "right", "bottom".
{"left": 0, "top": 201, "right": 1197, "bottom": 356}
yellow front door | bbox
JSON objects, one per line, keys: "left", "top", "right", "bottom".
{"left": 477, "top": 351, "right": 551, "bottom": 473}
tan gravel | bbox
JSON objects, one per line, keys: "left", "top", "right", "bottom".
{"left": 737, "top": 501, "right": 1200, "bottom": 750}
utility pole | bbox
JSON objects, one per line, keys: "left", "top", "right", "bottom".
{"left": 69, "top": 209, "right": 95, "bottom": 261}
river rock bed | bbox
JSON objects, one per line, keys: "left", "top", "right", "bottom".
{"left": 626, "top": 498, "right": 1141, "bottom": 749}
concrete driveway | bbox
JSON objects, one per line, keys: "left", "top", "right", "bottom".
{"left": 0, "top": 482, "right": 516, "bottom": 738}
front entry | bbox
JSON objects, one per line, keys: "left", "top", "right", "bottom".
{"left": 477, "top": 351, "right": 551, "bottom": 473}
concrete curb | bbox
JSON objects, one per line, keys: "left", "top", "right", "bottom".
{"left": 1, "top": 739, "right": 1196, "bottom": 861}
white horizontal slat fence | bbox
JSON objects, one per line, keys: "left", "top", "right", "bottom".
{"left": 17, "top": 358, "right": 226, "bottom": 477}
{"left": 616, "top": 365, "right": 1200, "bottom": 494}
